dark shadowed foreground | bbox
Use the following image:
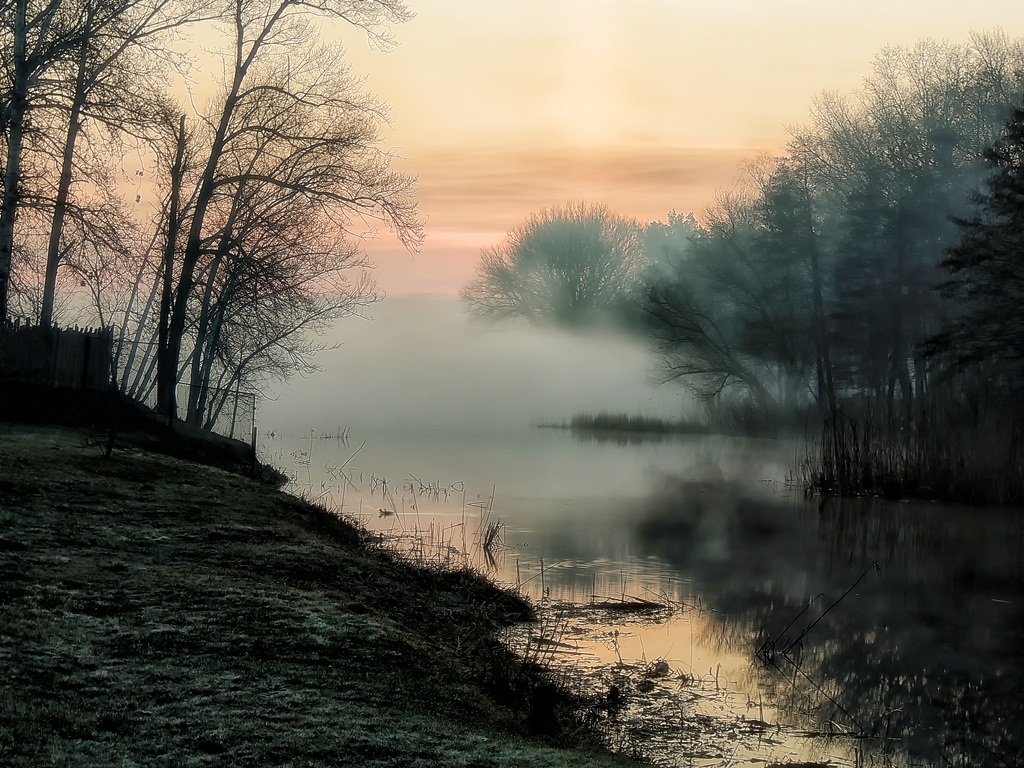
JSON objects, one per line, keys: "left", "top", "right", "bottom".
{"left": 0, "top": 424, "right": 639, "bottom": 767}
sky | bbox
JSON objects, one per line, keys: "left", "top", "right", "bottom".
{"left": 314, "top": 0, "right": 1024, "bottom": 297}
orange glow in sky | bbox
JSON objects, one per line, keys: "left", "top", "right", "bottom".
{"left": 314, "top": 1, "right": 1024, "bottom": 296}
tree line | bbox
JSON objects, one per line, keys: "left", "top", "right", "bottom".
{"left": 0, "top": 0, "right": 420, "bottom": 425}
{"left": 464, "top": 34, "right": 1024, "bottom": 433}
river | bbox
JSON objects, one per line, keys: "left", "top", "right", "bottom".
{"left": 262, "top": 422, "right": 1023, "bottom": 768}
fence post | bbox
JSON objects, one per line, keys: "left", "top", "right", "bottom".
{"left": 49, "top": 326, "right": 59, "bottom": 387}
{"left": 81, "top": 333, "right": 92, "bottom": 388}
{"left": 228, "top": 382, "right": 242, "bottom": 440}
{"left": 250, "top": 424, "right": 258, "bottom": 478}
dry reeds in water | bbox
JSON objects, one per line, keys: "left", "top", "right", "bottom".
{"left": 480, "top": 518, "right": 504, "bottom": 569}
{"left": 802, "top": 402, "right": 1024, "bottom": 506}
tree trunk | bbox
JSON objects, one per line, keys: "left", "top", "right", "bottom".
{"left": 0, "top": 0, "right": 28, "bottom": 322}
{"left": 185, "top": 248, "right": 225, "bottom": 426}
{"left": 889, "top": 206, "right": 910, "bottom": 427}
{"left": 801, "top": 182, "right": 836, "bottom": 420}
{"left": 161, "top": 86, "right": 239, "bottom": 421}
{"left": 159, "top": 2, "right": 278, "bottom": 421}
{"left": 156, "top": 114, "right": 187, "bottom": 421}
{"left": 127, "top": 325, "right": 159, "bottom": 398}
{"left": 40, "top": 23, "right": 92, "bottom": 327}
{"left": 118, "top": 241, "right": 162, "bottom": 394}
{"left": 197, "top": 299, "right": 230, "bottom": 429}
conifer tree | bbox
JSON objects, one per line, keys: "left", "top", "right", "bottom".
{"left": 932, "top": 108, "right": 1024, "bottom": 367}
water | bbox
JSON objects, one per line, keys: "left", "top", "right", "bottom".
{"left": 263, "top": 424, "right": 1024, "bottom": 767}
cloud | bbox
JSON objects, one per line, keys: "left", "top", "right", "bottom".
{"left": 407, "top": 144, "right": 766, "bottom": 234}
{"left": 366, "top": 144, "right": 770, "bottom": 296}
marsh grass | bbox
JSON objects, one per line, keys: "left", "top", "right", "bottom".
{"left": 539, "top": 412, "right": 708, "bottom": 441}
{"left": 802, "top": 401, "right": 1024, "bottom": 505}
{"left": 570, "top": 413, "right": 708, "bottom": 435}
{"left": 480, "top": 518, "right": 505, "bottom": 570}
{"left": 544, "top": 404, "right": 808, "bottom": 441}
{"left": 0, "top": 424, "right": 639, "bottom": 767}
{"left": 588, "top": 596, "right": 666, "bottom": 613}
{"left": 514, "top": 598, "right": 802, "bottom": 767}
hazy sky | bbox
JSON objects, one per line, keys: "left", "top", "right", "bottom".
{"left": 322, "top": 1, "right": 1024, "bottom": 296}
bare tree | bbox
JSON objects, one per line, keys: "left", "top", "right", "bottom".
{"left": 154, "top": 0, "right": 419, "bottom": 420}
{"left": 0, "top": 0, "right": 208, "bottom": 324}
{"left": 641, "top": 178, "right": 814, "bottom": 412}
{"left": 644, "top": 34, "right": 1024, "bottom": 425}
{"left": 462, "top": 201, "right": 645, "bottom": 326}
{"left": 644, "top": 275, "right": 776, "bottom": 409}
{"left": 36, "top": 0, "right": 211, "bottom": 327}
{"left": 0, "top": 0, "right": 80, "bottom": 321}
{"left": 788, "top": 34, "right": 1024, "bottom": 420}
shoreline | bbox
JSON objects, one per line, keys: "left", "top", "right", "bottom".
{"left": 0, "top": 422, "right": 640, "bottom": 767}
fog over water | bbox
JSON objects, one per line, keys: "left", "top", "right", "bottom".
{"left": 258, "top": 298, "right": 1023, "bottom": 768}
{"left": 260, "top": 295, "right": 689, "bottom": 436}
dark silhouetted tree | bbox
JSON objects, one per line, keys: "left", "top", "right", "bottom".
{"left": 154, "top": 0, "right": 419, "bottom": 421}
{"left": 788, "top": 35, "right": 1024, "bottom": 420}
{"left": 930, "top": 107, "right": 1024, "bottom": 369}
{"left": 36, "top": 0, "right": 209, "bottom": 327}
{"left": 0, "top": 0, "right": 204, "bottom": 324}
{"left": 644, "top": 34, "right": 1024, "bottom": 422}
{"left": 641, "top": 161, "right": 826, "bottom": 413}
{"left": 1, "top": 0, "right": 81, "bottom": 322}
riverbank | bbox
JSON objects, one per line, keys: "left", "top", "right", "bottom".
{"left": 0, "top": 422, "right": 639, "bottom": 767}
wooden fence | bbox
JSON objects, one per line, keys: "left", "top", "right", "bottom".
{"left": 0, "top": 322, "right": 113, "bottom": 389}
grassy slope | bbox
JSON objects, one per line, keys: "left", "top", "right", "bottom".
{"left": 0, "top": 424, "right": 637, "bottom": 767}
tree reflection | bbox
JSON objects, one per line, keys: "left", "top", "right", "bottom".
{"left": 636, "top": 478, "right": 1024, "bottom": 767}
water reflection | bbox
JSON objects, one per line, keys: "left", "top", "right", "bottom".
{"left": 637, "top": 479, "right": 1024, "bottom": 767}
{"left": 267, "top": 427, "right": 1022, "bottom": 767}
{"left": 560, "top": 427, "right": 695, "bottom": 447}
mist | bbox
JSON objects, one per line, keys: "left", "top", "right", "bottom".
{"left": 4, "top": 4, "right": 1024, "bottom": 766}
{"left": 260, "top": 295, "right": 688, "bottom": 436}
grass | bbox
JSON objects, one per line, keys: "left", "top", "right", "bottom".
{"left": 0, "top": 422, "right": 642, "bottom": 767}
{"left": 802, "top": 401, "right": 1024, "bottom": 505}
{"left": 541, "top": 404, "right": 809, "bottom": 441}
{"left": 539, "top": 412, "right": 709, "bottom": 439}
{"left": 569, "top": 413, "right": 702, "bottom": 434}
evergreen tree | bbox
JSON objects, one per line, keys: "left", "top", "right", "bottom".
{"left": 932, "top": 108, "right": 1024, "bottom": 368}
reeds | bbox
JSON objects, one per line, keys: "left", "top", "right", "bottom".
{"left": 802, "top": 400, "right": 1024, "bottom": 505}
{"left": 567, "top": 412, "right": 708, "bottom": 435}
{"left": 542, "top": 403, "right": 813, "bottom": 440}
{"left": 480, "top": 518, "right": 504, "bottom": 569}
{"left": 536, "top": 412, "right": 710, "bottom": 444}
